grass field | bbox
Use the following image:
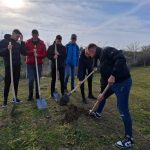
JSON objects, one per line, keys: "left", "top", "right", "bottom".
{"left": 0, "top": 67, "right": 150, "bottom": 150}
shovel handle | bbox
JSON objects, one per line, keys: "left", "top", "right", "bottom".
{"left": 90, "top": 84, "right": 110, "bottom": 112}
{"left": 68, "top": 70, "right": 96, "bottom": 95}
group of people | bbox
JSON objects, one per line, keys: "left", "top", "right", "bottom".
{"left": 0, "top": 29, "right": 134, "bottom": 149}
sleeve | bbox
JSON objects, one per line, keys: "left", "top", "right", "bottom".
{"left": 20, "top": 41, "right": 27, "bottom": 56}
{"left": 111, "top": 49, "right": 127, "bottom": 77}
{"left": 77, "top": 55, "right": 85, "bottom": 81}
{"left": 47, "top": 45, "right": 55, "bottom": 60}
{"left": 60, "top": 46, "right": 66, "bottom": 60}
{"left": 0, "top": 40, "right": 9, "bottom": 57}
{"left": 94, "top": 47, "right": 102, "bottom": 67}
{"left": 37, "top": 42, "right": 47, "bottom": 59}
{"left": 25, "top": 41, "right": 34, "bottom": 56}
{"left": 76, "top": 45, "right": 80, "bottom": 66}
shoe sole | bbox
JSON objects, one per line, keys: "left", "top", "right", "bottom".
{"left": 115, "top": 143, "right": 133, "bottom": 149}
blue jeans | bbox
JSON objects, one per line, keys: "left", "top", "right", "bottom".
{"left": 27, "top": 64, "right": 42, "bottom": 98}
{"left": 64, "top": 64, "right": 76, "bottom": 90}
{"left": 96, "top": 78, "right": 133, "bottom": 137}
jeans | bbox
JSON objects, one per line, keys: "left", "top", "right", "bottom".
{"left": 51, "top": 66, "right": 65, "bottom": 96}
{"left": 64, "top": 64, "right": 76, "bottom": 90}
{"left": 96, "top": 78, "right": 133, "bottom": 137}
{"left": 27, "top": 64, "right": 42, "bottom": 99}
{"left": 4, "top": 65, "right": 20, "bottom": 104}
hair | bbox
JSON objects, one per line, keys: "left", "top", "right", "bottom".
{"left": 13, "top": 29, "right": 21, "bottom": 34}
{"left": 88, "top": 43, "right": 97, "bottom": 49}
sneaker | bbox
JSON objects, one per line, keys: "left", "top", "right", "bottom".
{"left": 12, "top": 98, "right": 22, "bottom": 104}
{"left": 2, "top": 104, "right": 7, "bottom": 108}
{"left": 89, "top": 111, "right": 101, "bottom": 119}
{"left": 88, "top": 95, "right": 97, "bottom": 100}
{"left": 115, "top": 135, "right": 134, "bottom": 149}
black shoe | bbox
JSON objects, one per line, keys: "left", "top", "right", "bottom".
{"left": 2, "top": 102, "right": 7, "bottom": 108}
{"left": 88, "top": 95, "right": 97, "bottom": 100}
{"left": 27, "top": 97, "right": 33, "bottom": 101}
{"left": 115, "top": 135, "right": 134, "bottom": 149}
{"left": 82, "top": 98, "right": 88, "bottom": 104}
{"left": 12, "top": 98, "right": 22, "bottom": 104}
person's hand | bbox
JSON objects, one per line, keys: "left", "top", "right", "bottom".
{"left": 97, "top": 93, "right": 104, "bottom": 102}
{"left": 20, "top": 33, "right": 23, "bottom": 41}
{"left": 108, "top": 75, "right": 115, "bottom": 86}
{"left": 54, "top": 54, "right": 58, "bottom": 59}
{"left": 78, "top": 81, "right": 82, "bottom": 86}
{"left": 93, "top": 67, "right": 97, "bottom": 71}
{"left": 55, "top": 51, "right": 59, "bottom": 55}
{"left": 8, "top": 43, "right": 13, "bottom": 50}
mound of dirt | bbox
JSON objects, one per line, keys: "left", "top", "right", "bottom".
{"left": 62, "top": 104, "right": 88, "bottom": 124}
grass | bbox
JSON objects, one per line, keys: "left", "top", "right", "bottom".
{"left": 0, "top": 67, "right": 150, "bottom": 150}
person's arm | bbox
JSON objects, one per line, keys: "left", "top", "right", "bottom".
{"left": 47, "top": 45, "right": 55, "bottom": 60}
{"left": 94, "top": 47, "right": 102, "bottom": 67}
{"left": 0, "top": 40, "right": 9, "bottom": 57}
{"left": 77, "top": 55, "right": 85, "bottom": 81}
{"left": 37, "top": 42, "right": 47, "bottom": 59}
{"left": 20, "top": 41, "right": 27, "bottom": 56}
{"left": 25, "top": 41, "right": 34, "bottom": 56}
{"left": 76, "top": 45, "right": 80, "bottom": 66}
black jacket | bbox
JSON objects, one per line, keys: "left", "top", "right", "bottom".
{"left": 77, "top": 50, "right": 94, "bottom": 81}
{"left": 0, "top": 38, "right": 26, "bottom": 67}
{"left": 47, "top": 43, "right": 66, "bottom": 68}
{"left": 95, "top": 47, "right": 131, "bottom": 85}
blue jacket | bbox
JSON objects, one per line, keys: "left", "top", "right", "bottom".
{"left": 65, "top": 42, "right": 79, "bottom": 66}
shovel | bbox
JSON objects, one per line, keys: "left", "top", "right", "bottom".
{"left": 59, "top": 69, "right": 96, "bottom": 106}
{"left": 9, "top": 42, "right": 17, "bottom": 115}
{"left": 34, "top": 46, "right": 48, "bottom": 110}
{"left": 53, "top": 44, "right": 61, "bottom": 102}
{"left": 89, "top": 84, "right": 110, "bottom": 114}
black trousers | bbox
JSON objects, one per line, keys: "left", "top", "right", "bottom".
{"left": 4, "top": 65, "right": 21, "bottom": 104}
{"left": 51, "top": 66, "right": 65, "bottom": 96}
{"left": 80, "top": 68, "right": 93, "bottom": 99}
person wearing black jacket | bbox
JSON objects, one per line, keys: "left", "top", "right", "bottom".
{"left": 0, "top": 29, "right": 26, "bottom": 108}
{"left": 47, "top": 35, "right": 66, "bottom": 97}
{"left": 77, "top": 43, "right": 97, "bottom": 104}
{"left": 90, "top": 46, "right": 133, "bottom": 149}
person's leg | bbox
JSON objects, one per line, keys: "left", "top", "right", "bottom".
{"left": 87, "top": 69, "right": 96, "bottom": 99}
{"left": 64, "top": 64, "right": 70, "bottom": 90}
{"left": 27, "top": 65, "right": 35, "bottom": 100}
{"left": 80, "top": 83, "right": 87, "bottom": 103}
{"left": 13, "top": 65, "right": 21, "bottom": 99}
{"left": 59, "top": 67, "right": 65, "bottom": 95}
{"left": 71, "top": 65, "right": 75, "bottom": 90}
{"left": 113, "top": 79, "right": 133, "bottom": 137}
{"left": 51, "top": 67, "right": 56, "bottom": 97}
{"left": 35, "top": 64, "right": 42, "bottom": 99}
{"left": 96, "top": 85, "right": 114, "bottom": 113}
{"left": 3, "top": 66, "right": 11, "bottom": 106}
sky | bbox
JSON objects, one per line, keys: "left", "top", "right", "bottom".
{"left": 0, "top": 0, "right": 150, "bottom": 48}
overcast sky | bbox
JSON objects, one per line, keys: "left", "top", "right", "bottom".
{"left": 0, "top": 0, "right": 150, "bottom": 48}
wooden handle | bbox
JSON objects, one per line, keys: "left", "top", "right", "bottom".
{"left": 90, "top": 84, "right": 110, "bottom": 112}
{"left": 34, "top": 46, "right": 41, "bottom": 98}
{"left": 9, "top": 42, "right": 17, "bottom": 102}
{"left": 69, "top": 70, "right": 95, "bottom": 95}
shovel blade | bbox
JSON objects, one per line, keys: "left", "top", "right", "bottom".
{"left": 36, "top": 98, "right": 48, "bottom": 110}
{"left": 53, "top": 91, "right": 61, "bottom": 102}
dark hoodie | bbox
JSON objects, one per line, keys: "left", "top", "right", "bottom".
{"left": 95, "top": 46, "right": 131, "bottom": 85}
{"left": 0, "top": 37, "right": 26, "bottom": 67}
{"left": 77, "top": 50, "right": 94, "bottom": 81}
{"left": 47, "top": 42, "right": 66, "bottom": 68}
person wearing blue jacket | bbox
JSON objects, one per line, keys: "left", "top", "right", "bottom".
{"left": 64, "top": 34, "right": 79, "bottom": 91}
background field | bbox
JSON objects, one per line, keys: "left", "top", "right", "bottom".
{"left": 0, "top": 67, "right": 150, "bottom": 150}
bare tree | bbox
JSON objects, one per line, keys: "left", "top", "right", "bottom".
{"left": 126, "top": 42, "right": 140, "bottom": 64}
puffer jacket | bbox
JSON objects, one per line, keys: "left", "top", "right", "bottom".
{"left": 25, "top": 38, "right": 47, "bottom": 65}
